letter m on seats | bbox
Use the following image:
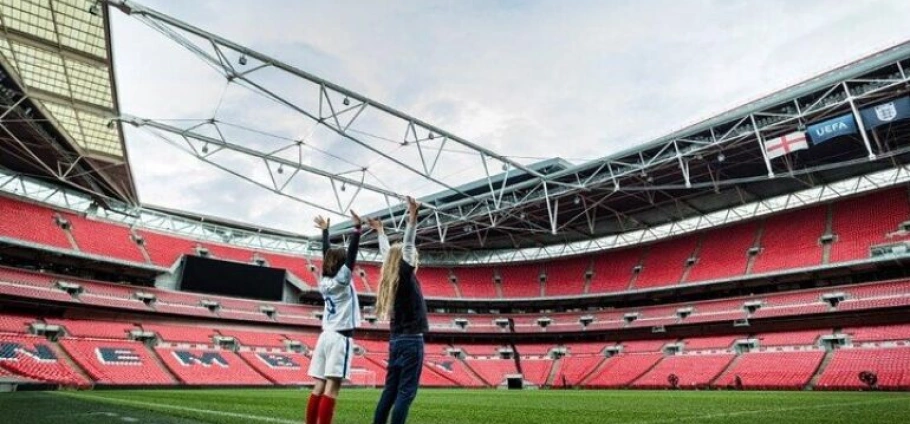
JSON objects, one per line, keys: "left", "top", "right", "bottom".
{"left": 173, "top": 351, "right": 228, "bottom": 367}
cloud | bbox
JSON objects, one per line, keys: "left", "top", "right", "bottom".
{"left": 110, "top": 0, "right": 910, "bottom": 236}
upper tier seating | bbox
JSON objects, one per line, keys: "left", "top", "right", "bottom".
{"left": 752, "top": 206, "right": 826, "bottom": 273}
{"left": 631, "top": 353, "right": 734, "bottom": 389}
{"left": 816, "top": 347, "right": 910, "bottom": 390}
{"left": 0, "top": 196, "right": 71, "bottom": 249}
{"left": 60, "top": 339, "right": 175, "bottom": 385}
{"left": 634, "top": 235, "right": 698, "bottom": 290}
{"left": 685, "top": 222, "right": 757, "bottom": 283}
{"left": 831, "top": 188, "right": 910, "bottom": 263}
{"left": 0, "top": 334, "right": 87, "bottom": 386}
{"left": 259, "top": 253, "right": 316, "bottom": 285}
{"left": 412, "top": 267, "right": 457, "bottom": 298}
{"left": 453, "top": 267, "right": 497, "bottom": 298}
{"left": 498, "top": 264, "right": 542, "bottom": 298}
{"left": 543, "top": 256, "right": 589, "bottom": 296}
{"left": 588, "top": 248, "right": 640, "bottom": 293}
{"left": 65, "top": 214, "right": 145, "bottom": 263}
{"left": 714, "top": 350, "right": 825, "bottom": 390}
{"left": 136, "top": 230, "right": 199, "bottom": 267}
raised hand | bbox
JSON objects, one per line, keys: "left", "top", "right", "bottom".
{"left": 314, "top": 215, "right": 330, "bottom": 230}
{"left": 350, "top": 210, "right": 363, "bottom": 228}
{"left": 368, "top": 217, "right": 384, "bottom": 233}
{"left": 406, "top": 196, "right": 420, "bottom": 223}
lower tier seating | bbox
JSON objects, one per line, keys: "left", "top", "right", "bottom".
{"left": 155, "top": 346, "right": 271, "bottom": 385}
{"left": 816, "top": 347, "right": 910, "bottom": 390}
{"left": 584, "top": 353, "right": 663, "bottom": 388}
{"left": 631, "top": 353, "right": 734, "bottom": 389}
{"left": 238, "top": 351, "right": 314, "bottom": 385}
{"left": 0, "top": 334, "right": 87, "bottom": 386}
{"left": 464, "top": 358, "right": 517, "bottom": 386}
{"left": 714, "top": 350, "right": 824, "bottom": 390}
{"left": 60, "top": 339, "right": 175, "bottom": 385}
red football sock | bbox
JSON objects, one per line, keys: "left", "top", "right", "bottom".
{"left": 306, "top": 394, "right": 322, "bottom": 424}
{"left": 317, "top": 396, "right": 337, "bottom": 424}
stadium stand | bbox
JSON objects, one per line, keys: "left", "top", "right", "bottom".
{"left": 584, "top": 353, "right": 664, "bottom": 388}
{"left": 238, "top": 351, "right": 314, "bottom": 385}
{"left": 844, "top": 324, "right": 910, "bottom": 343}
{"left": 713, "top": 350, "right": 825, "bottom": 390}
{"left": 414, "top": 267, "right": 458, "bottom": 298}
{"left": 0, "top": 313, "right": 35, "bottom": 334}
{"left": 60, "top": 338, "right": 176, "bottom": 385}
{"left": 631, "top": 353, "right": 735, "bottom": 389}
{"left": 0, "top": 334, "right": 87, "bottom": 386}
{"left": 553, "top": 355, "right": 604, "bottom": 387}
{"left": 0, "top": 196, "right": 72, "bottom": 250}
{"left": 465, "top": 358, "right": 517, "bottom": 386}
{"left": 136, "top": 229, "right": 200, "bottom": 267}
{"left": 45, "top": 318, "right": 136, "bottom": 339}
{"left": 65, "top": 214, "right": 145, "bottom": 263}
{"left": 681, "top": 335, "right": 743, "bottom": 351}
{"left": 756, "top": 330, "right": 826, "bottom": 347}
{"left": 498, "top": 264, "right": 543, "bottom": 298}
{"left": 519, "top": 358, "right": 555, "bottom": 386}
{"left": 830, "top": 188, "right": 910, "bottom": 263}
{"left": 543, "top": 256, "right": 589, "bottom": 296}
{"left": 588, "top": 248, "right": 640, "bottom": 293}
{"left": 218, "top": 329, "right": 287, "bottom": 347}
{"left": 816, "top": 347, "right": 910, "bottom": 390}
{"left": 424, "top": 355, "right": 485, "bottom": 387}
{"left": 155, "top": 346, "right": 271, "bottom": 385}
{"left": 142, "top": 324, "right": 215, "bottom": 344}
{"left": 752, "top": 206, "right": 826, "bottom": 273}
{"left": 685, "top": 222, "right": 757, "bottom": 283}
{"left": 633, "top": 235, "right": 698, "bottom": 290}
{"left": 453, "top": 267, "right": 498, "bottom": 298}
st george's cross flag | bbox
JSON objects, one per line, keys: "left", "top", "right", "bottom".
{"left": 763, "top": 131, "right": 808, "bottom": 160}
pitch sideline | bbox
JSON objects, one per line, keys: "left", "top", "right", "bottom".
{"left": 55, "top": 392, "right": 300, "bottom": 424}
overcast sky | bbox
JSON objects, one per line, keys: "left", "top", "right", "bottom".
{"left": 109, "top": 0, "right": 910, "bottom": 236}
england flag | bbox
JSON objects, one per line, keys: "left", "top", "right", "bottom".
{"left": 764, "top": 131, "right": 808, "bottom": 159}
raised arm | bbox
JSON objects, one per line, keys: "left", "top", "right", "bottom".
{"left": 314, "top": 216, "right": 330, "bottom": 254}
{"left": 346, "top": 211, "right": 363, "bottom": 270}
{"left": 369, "top": 218, "right": 390, "bottom": 260}
{"left": 402, "top": 196, "right": 419, "bottom": 265}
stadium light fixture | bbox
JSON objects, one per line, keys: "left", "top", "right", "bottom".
{"left": 238, "top": 54, "right": 248, "bottom": 66}
{"left": 88, "top": 2, "right": 100, "bottom": 16}
{"left": 717, "top": 153, "right": 726, "bottom": 163}
{"left": 342, "top": 97, "right": 350, "bottom": 106}
{"left": 201, "top": 143, "right": 209, "bottom": 154}
{"left": 277, "top": 164, "right": 284, "bottom": 174}
{"left": 574, "top": 196, "right": 581, "bottom": 205}
{"left": 340, "top": 182, "right": 346, "bottom": 192}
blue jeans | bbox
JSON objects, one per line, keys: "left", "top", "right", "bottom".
{"left": 373, "top": 334, "right": 424, "bottom": 424}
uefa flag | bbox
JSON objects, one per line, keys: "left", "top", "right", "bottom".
{"left": 763, "top": 131, "right": 808, "bottom": 160}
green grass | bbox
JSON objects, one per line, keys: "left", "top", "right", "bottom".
{"left": 0, "top": 389, "right": 908, "bottom": 424}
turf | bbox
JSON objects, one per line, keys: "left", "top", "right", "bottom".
{"left": 1, "top": 389, "right": 909, "bottom": 424}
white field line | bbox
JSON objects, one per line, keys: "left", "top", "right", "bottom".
{"left": 56, "top": 393, "right": 300, "bottom": 424}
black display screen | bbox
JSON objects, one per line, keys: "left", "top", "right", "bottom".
{"left": 179, "top": 255, "right": 286, "bottom": 301}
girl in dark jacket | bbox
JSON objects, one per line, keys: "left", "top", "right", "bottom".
{"left": 371, "top": 196, "right": 428, "bottom": 424}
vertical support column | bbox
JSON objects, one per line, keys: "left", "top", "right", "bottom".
{"left": 842, "top": 82, "right": 877, "bottom": 160}
{"left": 750, "top": 114, "right": 775, "bottom": 178}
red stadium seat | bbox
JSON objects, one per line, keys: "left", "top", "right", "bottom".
{"left": 60, "top": 338, "right": 175, "bottom": 385}
{"left": 714, "top": 350, "right": 824, "bottom": 390}
{"left": 155, "top": 346, "right": 271, "bottom": 385}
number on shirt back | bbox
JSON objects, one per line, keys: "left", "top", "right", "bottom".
{"left": 324, "top": 296, "right": 336, "bottom": 315}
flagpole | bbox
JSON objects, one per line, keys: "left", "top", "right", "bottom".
{"left": 842, "top": 82, "right": 877, "bottom": 160}
{"left": 750, "top": 114, "right": 775, "bottom": 178}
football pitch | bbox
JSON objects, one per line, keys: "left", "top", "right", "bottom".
{"left": 1, "top": 389, "right": 909, "bottom": 424}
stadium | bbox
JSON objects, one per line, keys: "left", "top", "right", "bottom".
{"left": 1, "top": 0, "right": 910, "bottom": 423}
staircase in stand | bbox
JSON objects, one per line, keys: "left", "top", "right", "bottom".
{"left": 805, "top": 349, "right": 836, "bottom": 391}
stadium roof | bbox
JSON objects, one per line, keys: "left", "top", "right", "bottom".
{"left": 0, "top": 0, "right": 136, "bottom": 203}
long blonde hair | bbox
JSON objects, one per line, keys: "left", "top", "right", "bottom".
{"left": 375, "top": 243, "right": 419, "bottom": 320}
